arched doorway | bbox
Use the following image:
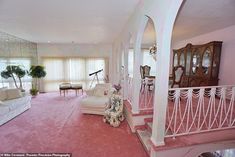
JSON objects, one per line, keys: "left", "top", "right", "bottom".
{"left": 139, "top": 16, "right": 157, "bottom": 110}
{"left": 126, "top": 35, "right": 134, "bottom": 104}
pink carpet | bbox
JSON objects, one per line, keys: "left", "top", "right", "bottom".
{"left": 139, "top": 90, "right": 154, "bottom": 110}
{"left": 0, "top": 92, "right": 148, "bottom": 157}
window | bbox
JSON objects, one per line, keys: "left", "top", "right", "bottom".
{"left": 128, "top": 49, "right": 134, "bottom": 78}
{"left": 142, "top": 49, "right": 156, "bottom": 76}
{"left": 42, "top": 58, "right": 65, "bottom": 91}
{"left": 42, "top": 57, "right": 106, "bottom": 92}
{"left": 0, "top": 58, "right": 32, "bottom": 90}
{"left": 86, "top": 58, "right": 105, "bottom": 83}
{"left": 127, "top": 49, "right": 156, "bottom": 77}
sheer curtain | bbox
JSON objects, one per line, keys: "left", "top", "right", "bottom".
{"left": 42, "top": 57, "right": 106, "bottom": 92}
{"left": 86, "top": 58, "right": 105, "bottom": 88}
{"left": 69, "top": 58, "right": 86, "bottom": 84}
{"left": 42, "top": 58, "right": 65, "bottom": 92}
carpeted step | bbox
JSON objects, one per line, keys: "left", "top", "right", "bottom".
{"left": 136, "top": 130, "right": 151, "bottom": 156}
{"left": 144, "top": 117, "right": 153, "bottom": 123}
{"left": 146, "top": 122, "right": 152, "bottom": 133}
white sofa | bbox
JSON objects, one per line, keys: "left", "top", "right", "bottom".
{"left": 80, "top": 83, "right": 115, "bottom": 115}
{"left": 0, "top": 88, "right": 31, "bottom": 126}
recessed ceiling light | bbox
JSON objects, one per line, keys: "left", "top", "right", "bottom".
{"left": 48, "top": 41, "right": 51, "bottom": 43}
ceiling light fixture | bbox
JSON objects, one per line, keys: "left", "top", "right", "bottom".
{"left": 149, "top": 44, "right": 157, "bottom": 61}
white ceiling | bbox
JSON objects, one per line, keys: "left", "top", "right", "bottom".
{"left": 0, "top": 0, "right": 140, "bottom": 44}
{"left": 142, "top": 18, "right": 156, "bottom": 46}
{"left": 142, "top": 0, "right": 235, "bottom": 45}
{"left": 173, "top": 0, "right": 235, "bottom": 42}
{"left": 1, "top": 0, "right": 235, "bottom": 45}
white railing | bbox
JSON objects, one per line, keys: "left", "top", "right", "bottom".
{"left": 127, "top": 77, "right": 134, "bottom": 104}
{"left": 139, "top": 83, "right": 154, "bottom": 110}
{"left": 165, "top": 85, "right": 235, "bottom": 138}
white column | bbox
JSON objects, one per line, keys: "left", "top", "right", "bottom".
{"left": 109, "top": 48, "right": 114, "bottom": 84}
{"left": 131, "top": 17, "right": 148, "bottom": 114}
{"left": 114, "top": 46, "right": 121, "bottom": 84}
{"left": 119, "top": 48, "right": 125, "bottom": 96}
{"left": 116, "top": 47, "right": 121, "bottom": 83}
{"left": 123, "top": 46, "right": 129, "bottom": 100}
{"left": 150, "top": 28, "right": 173, "bottom": 146}
{"left": 132, "top": 40, "right": 142, "bottom": 113}
{"left": 110, "top": 45, "right": 119, "bottom": 84}
{"left": 150, "top": 0, "right": 184, "bottom": 145}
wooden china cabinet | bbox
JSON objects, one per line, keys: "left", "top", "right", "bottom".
{"left": 172, "top": 41, "right": 222, "bottom": 87}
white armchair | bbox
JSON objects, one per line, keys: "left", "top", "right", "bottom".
{"left": 80, "top": 83, "right": 115, "bottom": 115}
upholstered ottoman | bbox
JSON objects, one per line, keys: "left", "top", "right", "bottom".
{"left": 59, "top": 83, "right": 71, "bottom": 96}
{"left": 59, "top": 83, "right": 83, "bottom": 96}
{"left": 71, "top": 84, "right": 83, "bottom": 96}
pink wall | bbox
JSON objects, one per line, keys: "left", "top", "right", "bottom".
{"left": 172, "top": 25, "right": 235, "bottom": 85}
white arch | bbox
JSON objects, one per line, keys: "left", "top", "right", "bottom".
{"left": 110, "top": 0, "right": 185, "bottom": 146}
{"left": 131, "top": 15, "right": 150, "bottom": 113}
{"left": 122, "top": 34, "right": 133, "bottom": 100}
{"left": 144, "top": 0, "right": 185, "bottom": 147}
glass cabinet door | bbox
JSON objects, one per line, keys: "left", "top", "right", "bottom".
{"left": 180, "top": 52, "right": 185, "bottom": 66}
{"left": 174, "top": 53, "right": 178, "bottom": 67}
{"left": 185, "top": 51, "right": 191, "bottom": 75}
{"left": 212, "top": 51, "right": 219, "bottom": 78}
{"left": 202, "top": 48, "right": 211, "bottom": 75}
{"left": 192, "top": 53, "right": 200, "bottom": 74}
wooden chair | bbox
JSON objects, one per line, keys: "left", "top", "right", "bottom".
{"left": 140, "top": 65, "right": 146, "bottom": 92}
{"left": 140, "top": 65, "right": 154, "bottom": 91}
{"left": 143, "top": 65, "right": 151, "bottom": 77}
{"left": 170, "top": 65, "right": 185, "bottom": 88}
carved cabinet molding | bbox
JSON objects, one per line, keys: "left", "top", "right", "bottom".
{"left": 173, "top": 41, "right": 222, "bottom": 87}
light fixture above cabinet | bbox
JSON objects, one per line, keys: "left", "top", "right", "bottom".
{"left": 149, "top": 44, "right": 157, "bottom": 61}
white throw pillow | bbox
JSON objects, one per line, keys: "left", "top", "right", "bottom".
{"left": 0, "top": 89, "right": 7, "bottom": 101}
{"left": 93, "top": 87, "right": 105, "bottom": 97}
{"left": 5, "top": 89, "right": 22, "bottom": 100}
